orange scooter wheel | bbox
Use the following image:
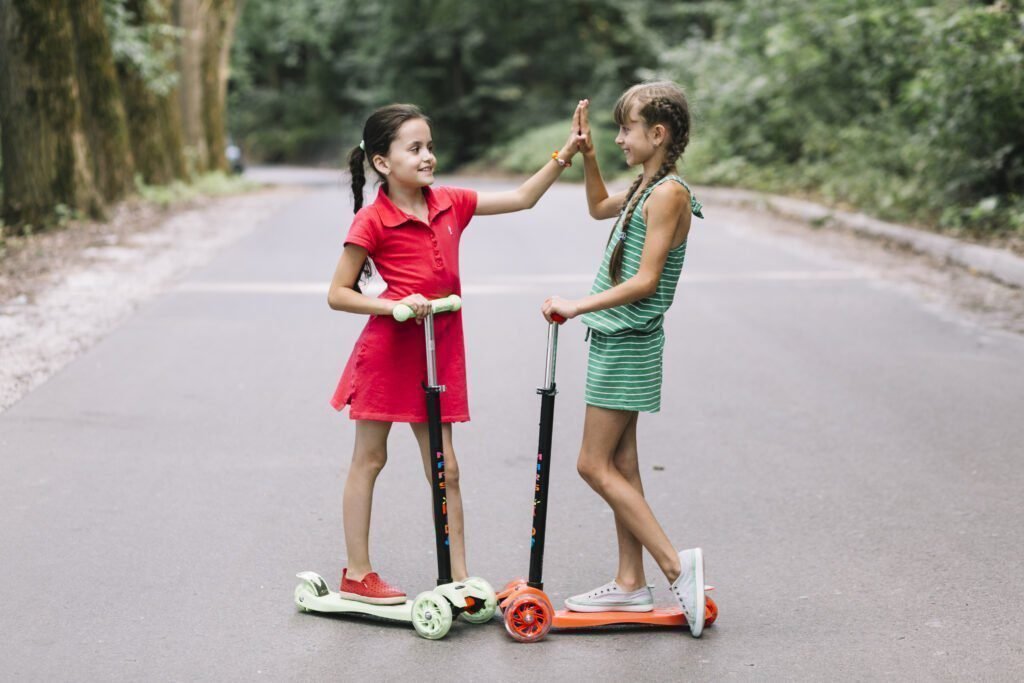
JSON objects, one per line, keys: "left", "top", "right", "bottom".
{"left": 705, "top": 596, "right": 719, "bottom": 627}
{"left": 504, "top": 593, "right": 553, "bottom": 643}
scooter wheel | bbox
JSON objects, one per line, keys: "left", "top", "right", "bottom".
{"left": 293, "top": 584, "right": 313, "bottom": 612}
{"left": 504, "top": 593, "right": 553, "bottom": 643}
{"left": 459, "top": 576, "right": 498, "bottom": 624}
{"left": 705, "top": 595, "right": 718, "bottom": 627}
{"left": 412, "top": 591, "right": 453, "bottom": 640}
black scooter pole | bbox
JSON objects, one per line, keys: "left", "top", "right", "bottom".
{"left": 528, "top": 317, "right": 562, "bottom": 589}
{"left": 422, "top": 311, "right": 454, "bottom": 587}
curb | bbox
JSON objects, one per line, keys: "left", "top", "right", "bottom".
{"left": 697, "top": 186, "right": 1024, "bottom": 290}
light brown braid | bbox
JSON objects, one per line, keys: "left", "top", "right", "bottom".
{"left": 607, "top": 93, "right": 692, "bottom": 285}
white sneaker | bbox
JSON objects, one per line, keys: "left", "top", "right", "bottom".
{"left": 670, "top": 548, "right": 706, "bottom": 637}
{"left": 564, "top": 580, "right": 655, "bottom": 613}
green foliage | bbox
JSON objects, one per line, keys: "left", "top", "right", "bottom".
{"left": 663, "top": 0, "right": 1024, "bottom": 234}
{"left": 228, "top": 0, "right": 372, "bottom": 162}
{"left": 103, "top": 0, "right": 180, "bottom": 95}
{"left": 230, "top": 0, "right": 657, "bottom": 166}
{"left": 230, "top": 0, "right": 1024, "bottom": 235}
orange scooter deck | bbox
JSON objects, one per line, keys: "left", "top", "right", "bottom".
{"left": 499, "top": 580, "right": 718, "bottom": 640}
{"left": 553, "top": 608, "right": 687, "bottom": 629}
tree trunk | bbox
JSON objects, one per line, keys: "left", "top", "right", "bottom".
{"left": 175, "top": 0, "right": 208, "bottom": 173}
{"left": 200, "top": 0, "right": 242, "bottom": 172}
{"left": 0, "top": 1, "right": 102, "bottom": 231}
{"left": 118, "top": 0, "right": 187, "bottom": 185}
{"left": 68, "top": 0, "right": 135, "bottom": 202}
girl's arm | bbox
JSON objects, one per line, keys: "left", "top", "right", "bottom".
{"left": 582, "top": 153, "right": 627, "bottom": 220}
{"left": 474, "top": 102, "right": 586, "bottom": 216}
{"left": 328, "top": 244, "right": 430, "bottom": 318}
{"left": 542, "top": 183, "right": 691, "bottom": 321}
{"left": 577, "top": 101, "right": 627, "bottom": 220}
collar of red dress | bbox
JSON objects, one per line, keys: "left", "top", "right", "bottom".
{"left": 373, "top": 185, "right": 451, "bottom": 228}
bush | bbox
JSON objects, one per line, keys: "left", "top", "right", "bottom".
{"left": 661, "top": 0, "right": 1024, "bottom": 235}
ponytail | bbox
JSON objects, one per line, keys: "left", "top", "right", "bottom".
{"left": 347, "top": 144, "right": 372, "bottom": 290}
{"left": 606, "top": 173, "right": 645, "bottom": 285}
{"left": 348, "top": 145, "right": 367, "bottom": 211}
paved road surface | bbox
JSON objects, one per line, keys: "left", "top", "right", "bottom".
{"left": 2, "top": 172, "right": 1023, "bottom": 680}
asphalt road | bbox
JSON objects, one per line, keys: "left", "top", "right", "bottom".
{"left": 2, "top": 172, "right": 1023, "bottom": 680}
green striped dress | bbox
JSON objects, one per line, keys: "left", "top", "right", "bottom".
{"left": 580, "top": 175, "right": 703, "bottom": 413}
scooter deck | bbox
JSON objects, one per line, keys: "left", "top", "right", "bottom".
{"left": 553, "top": 608, "right": 687, "bottom": 629}
{"left": 498, "top": 580, "right": 716, "bottom": 636}
{"left": 295, "top": 572, "right": 413, "bottom": 623}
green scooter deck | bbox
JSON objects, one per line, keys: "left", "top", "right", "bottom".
{"left": 295, "top": 571, "right": 413, "bottom": 623}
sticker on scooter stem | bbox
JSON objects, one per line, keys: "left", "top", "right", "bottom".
{"left": 437, "top": 451, "right": 450, "bottom": 545}
{"left": 529, "top": 451, "right": 546, "bottom": 547}
{"left": 436, "top": 451, "right": 446, "bottom": 489}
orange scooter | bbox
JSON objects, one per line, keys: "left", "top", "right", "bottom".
{"left": 497, "top": 316, "right": 718, "bottom": 642}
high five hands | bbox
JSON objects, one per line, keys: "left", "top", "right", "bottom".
{"left": 563, "top": 99, "right": 594, "bottom": 158}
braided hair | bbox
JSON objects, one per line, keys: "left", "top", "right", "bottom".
{"left": 607, "top": 83, "right": 692, "bottom": 285}
{"left": 347, "top": 104, "right": 431, "bottom": 289}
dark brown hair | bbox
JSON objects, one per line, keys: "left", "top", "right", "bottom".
{"left": 347, "top": 104, "right": 431, "bottom": 288}
{"left": 607, "top": 82, "right": 692, "bottom": 285}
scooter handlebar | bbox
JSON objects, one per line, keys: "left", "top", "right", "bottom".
{"left": 392, "top": 294, "right": 462, "bottom": 322}
{"left": 551, "top": 313, "right": 567, "bottom": 324}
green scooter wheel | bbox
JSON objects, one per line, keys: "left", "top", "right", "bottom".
{"left": 412, "top": 591, "right": 453, "bottom": 640}
{"left": 459, "top": 576, "right": 497, "bottom": 624}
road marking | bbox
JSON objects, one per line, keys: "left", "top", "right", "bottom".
{"left": 175, "top": 270, "right": 872, "bottom": 295}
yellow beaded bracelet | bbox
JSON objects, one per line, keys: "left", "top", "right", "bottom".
{"left": 552, "top": 150, "right": 572, "bottom": 168}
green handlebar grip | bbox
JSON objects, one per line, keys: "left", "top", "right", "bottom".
{"left": 392, "top": 294, "right": 462, "bottom": 322}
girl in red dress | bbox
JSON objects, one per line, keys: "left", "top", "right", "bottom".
{"left": 327, "top": 103, "right": 585, "bottom": 603}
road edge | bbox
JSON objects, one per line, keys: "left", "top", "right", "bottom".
{"left": 696, "top": 186, "right": 1024, "bottom": 290}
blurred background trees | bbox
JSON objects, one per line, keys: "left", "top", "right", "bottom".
{"left": 227, "top": 0, "right": 1023, "bottom": 234}
{"left": 1, "top": 0, "right": 1021, "bottom": 237}
{"left": 670, "top": 0, "right": 1024, "bottom": 233}
{"left": 0, "top": 0, "right": 242, "bottom": 233}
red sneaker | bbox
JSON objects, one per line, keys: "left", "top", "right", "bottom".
{"left": 339, "top": 569, "right": 407, "bottom": 605}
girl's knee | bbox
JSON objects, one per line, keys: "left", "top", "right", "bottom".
{"left": 423, "top": 449, "right": 460, "bottom": 488}
{"left": 353, "top": 446, "right": 388, "bottom": 474}
{"left": 443, "top": 451, "right": 460, "bottom": 488}
{"left": 577, "top": 451, "right": 607, "bottom": 489}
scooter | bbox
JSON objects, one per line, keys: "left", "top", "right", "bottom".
{"left": 496, "top": 316, "right": 718, "bottom": 642}
{"left": 295, "top": 295, "right": 498, "bottom": 640}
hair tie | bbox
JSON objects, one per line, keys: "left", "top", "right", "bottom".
{"left": 358, "top": 140, "right": 366, "bottom": 152}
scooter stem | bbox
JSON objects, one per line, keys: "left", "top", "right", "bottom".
{"left": 542, "top": 319, "right": 558, "bottom": 391}
{"left": 395, "top": 297, "right": 462, "bottom": 588}
{"left": 529, "top": 318, "right": 562, "bottom": 589}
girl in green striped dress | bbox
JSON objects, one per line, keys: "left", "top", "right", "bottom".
{"left": 541, "top": 82, "right": 709, "bottom": 637}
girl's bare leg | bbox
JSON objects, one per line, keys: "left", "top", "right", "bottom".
{"left": 343, "top": 420, "right": 393, "bottom": 579}
{"left": 411, "top": 422, "right": 468, "bottom": 581}
{"left": 577, "top": 405, "right": 682, "bottom": 583}
{"left": 611, "top": 412, "right": 647, "bottom": 590}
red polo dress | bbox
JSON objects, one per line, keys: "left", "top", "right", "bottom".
{"left": 330, "top": 185, "right": 478, "bottom": 423}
